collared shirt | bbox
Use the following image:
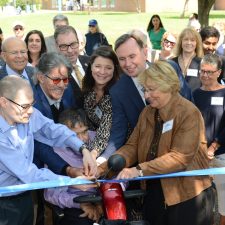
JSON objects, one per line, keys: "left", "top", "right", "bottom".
{"left": 0, "top": 108, "right": 83, "bottom": 193}
{"left": 6, "top": 64, "right": 29, "bottom": 80}
{"left": 132, "top": 77, "right": 146, "bottom": 105}
{"left": 71, "top": 59, "right": 85, "bottom": 86}
{"left": 44, "top": 130, "right": 96, "bottom": 209}
{"left": 131, "top": 63, "right": 149, "bottom": 105}
{"left": 40, "top": 85, "right": 61, "bottom": 109}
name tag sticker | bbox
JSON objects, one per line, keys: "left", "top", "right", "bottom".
{"left": 186, "top": 69, "right": 198, "bottom": 77}
{"left": 211, "top": 97, "right": 224, "bottom": 105}
{"left": 162, "top": 119, "right": 174, "bottom": 134}
{"left": 95, "top": 106, "right": 103, "bottom": 119}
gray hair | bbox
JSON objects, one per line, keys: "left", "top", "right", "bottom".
{"left": 54, "top": 25, "right": 78, "bottom": 42}
{"left": 35, "top": 52, "right": 72, "bottom": 77}
{"left": 53, "top": 14, "right": 69, "bottom": 26}
{"left": 0, "top": 75, "right": 32, "bottom": 100}
{"left": 201, "top": 54, "right": 222, "bottom": 70}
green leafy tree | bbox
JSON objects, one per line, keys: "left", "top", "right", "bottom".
{"left": 0, "top": 0, "right": 9, "bottom": 7}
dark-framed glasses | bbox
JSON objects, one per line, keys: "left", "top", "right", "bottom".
{"left": 199, "top": 69, "right": 220, "bottom": 76}
{"left": 45, "top": 74, "right": 69, "bottom": 85}
{"left": 58, "top": 42, "right": 79, "bottom": 51}
{"left": 5, "top": 97, "right": 35, "bottom": 110}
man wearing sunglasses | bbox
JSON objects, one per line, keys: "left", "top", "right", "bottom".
{"left": 34, "top": 52, "right": 84, "bottom": 225}
{"left": 12, "top": 21, "right": 25, "bottom": 40}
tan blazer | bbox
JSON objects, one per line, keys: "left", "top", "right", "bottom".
{"left": 99, "top": 93, "right": 211, "bottom": 206}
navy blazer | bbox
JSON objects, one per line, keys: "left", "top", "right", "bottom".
{"left": 0, "top": 64, "right": 36, "bottom": 92}
{"left": 167, "top": 60, "right": 193, "bottom": 102}
{"left": 33, "top": 84, "right": 77, "bottom": 174}
{"left": 107, "top": 74, "right": 145, "bottom": 152}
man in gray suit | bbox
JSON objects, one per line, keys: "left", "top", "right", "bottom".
{"left": 45, "top": 14, "right": 69, "bottom": 53}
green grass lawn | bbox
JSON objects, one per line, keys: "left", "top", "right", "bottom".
{"left": 1, "top": 10, "right": 225, "bottom": 47}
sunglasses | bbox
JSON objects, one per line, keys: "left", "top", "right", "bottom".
{"left": 89, "top": 25, "right": 96, "bottom": 27}
{"left": 14, "top": 26, "right": 24, "bottom": 31}
{"left": 45, "top": 74, "right": 69, "bottom": 85}
{"left": 164, "top": 39, "right": 176, "bottom": 46}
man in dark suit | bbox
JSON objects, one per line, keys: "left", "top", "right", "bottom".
{"left": 54, "top": 25, "right": 90, "bottom": 107}
{"left": 33, "top": 52, "right": 83, "bottom": 225}
{"left": 105, "top": 34, "right": 148, "bottom": 154}
{"left": 33, "top": 52, "right": 79, "bottom": 173}
{"left": 0, "top": 37, "right": 35, "bottom": 89}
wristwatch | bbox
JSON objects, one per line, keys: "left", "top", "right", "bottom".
{"left": 79, "top": 144, "right": 88, "bottom": 154}
{"left": 136, "top": 165, "right": 144, "bottom": 177}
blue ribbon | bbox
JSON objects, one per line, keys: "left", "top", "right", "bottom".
{"left": 0, "top": 167, "right": 225, "bottom": 196}
{"left": 0, "top": 177, "right": 93, "bottom": 197}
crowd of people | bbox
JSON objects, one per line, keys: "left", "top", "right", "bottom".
{"left": 0, "top": 12, "right": 225, "bottom": 225}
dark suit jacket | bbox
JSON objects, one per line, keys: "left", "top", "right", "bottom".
{"left": 106, "top": 74, "right": 145, "bottom": 153}
{"left": 33, "top": 84, "right": 77, "bottom": 174}
{"left": 0, "top": 64, "right": 36, "bottom": 92}
{"left": 167, "top": 60, "right": 193, "bottom": 102}
{"left": 69, "top": 55, "right": 90, "bottom": 108}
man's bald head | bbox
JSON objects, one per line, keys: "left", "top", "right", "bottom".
{"left": 0, "top": 75, "right": 32, "bottom": 100}
{"left": 1, "top": 37, "right": 28, "bottom": 74}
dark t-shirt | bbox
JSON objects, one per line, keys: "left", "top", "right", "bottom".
{"left": 193, "top": 87, "right": 225, "bottom": 155}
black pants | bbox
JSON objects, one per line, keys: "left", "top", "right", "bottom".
{"left": 60, "top": 207, "right": 94, "bottom": 225}
{"left": 143, "top": 179, "right": 214, "bottom": 225}
{"left": 0, "top": 191, "right": 33, "bottom": 225}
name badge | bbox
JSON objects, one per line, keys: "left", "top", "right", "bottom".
{"left": 186, "top": 69, "right": 198, "bottom": 77}
{"left": 95, "top": 106, "right": 102, "bottom": 119}
{"left": 211, "top": 97, "right": 224, "bottom": 105}
{"left": 162, "top": 119, "right": 174, "bottom": 134}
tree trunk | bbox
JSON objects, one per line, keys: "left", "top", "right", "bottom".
{"left": 180, "top": 0, "right": 189, "bottom": 18}
{"left": 198, "top": 0, "right": 215, "bottom": 28}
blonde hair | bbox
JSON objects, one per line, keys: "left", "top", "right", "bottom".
{"left": 139, "top": 60, "right": 180, "bottom": 94}
{"left": 174, "top": 27, "right": 203, "bottom": 57}
{"left": 161, "top": 31, "right": 177, "bottom": 48}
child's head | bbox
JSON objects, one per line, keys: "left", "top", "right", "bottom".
{"left": 59, "top": 108, "right": 89, "bottom": 143}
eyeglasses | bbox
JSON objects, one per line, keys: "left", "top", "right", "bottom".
{"left": 5, "top": 97, "right": 35, "bottom": 110}
{"left": 58, "top": 42, "right": 79, "bottom": 51}
{"left": 89, "top": 25, "right": 96, "bottom": 27}
{"left": 14, "top": 26, "right": 24, "bottom": 31}
{"left": 4, "top": 50, "right": 27, "bottom": 56}
{"left": 199, "top": 69, "right": 220, "bottom": 76}
{"left": 164, "top": 39, "right": 176, "bottom": 46}
{"left": 45, "top": 74, "right": 69, "bottom": 85}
